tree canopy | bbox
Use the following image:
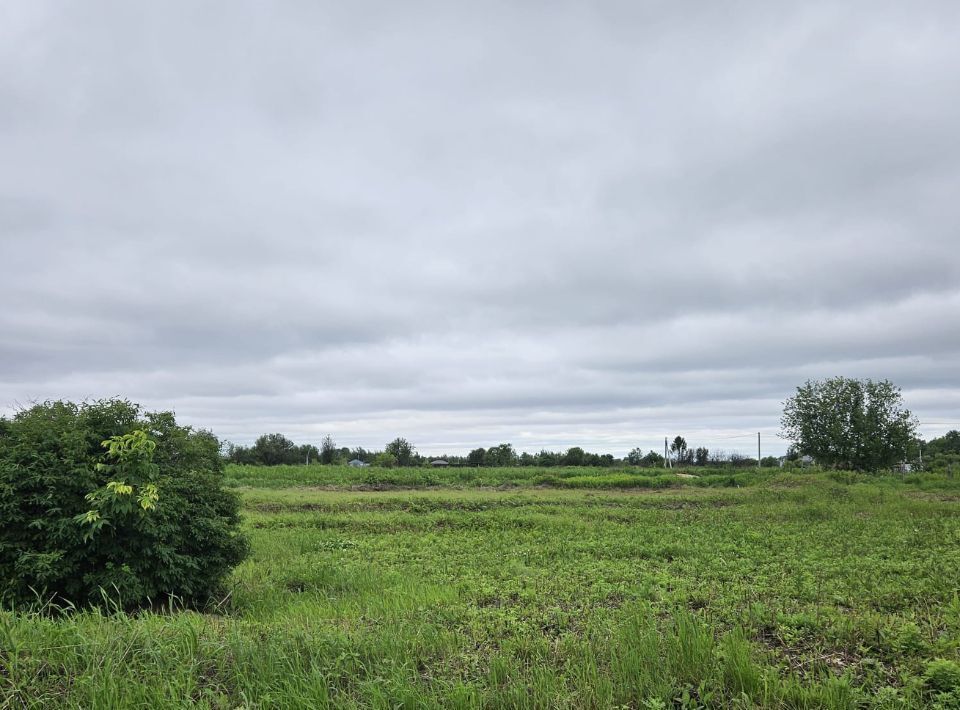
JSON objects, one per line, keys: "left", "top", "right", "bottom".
{"left": 385, "top": 438, "right": 416, "bottom": 467}
{"left": 781, "top": 377, "right": 917, "bottom": 471}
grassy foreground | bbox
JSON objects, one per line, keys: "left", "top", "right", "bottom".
{"left": 3, "top": 473, "right": 960, "bottom": 708}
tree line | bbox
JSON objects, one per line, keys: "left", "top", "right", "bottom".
{"left": 224, "top": 434, "right": 418, "bottom": 467}
{"left": 225, "top": 435, "right": 775, "bottom": 468}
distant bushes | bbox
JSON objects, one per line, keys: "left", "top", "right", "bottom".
{"left": 0, "top": 400, "right": 248, "bottom": 610}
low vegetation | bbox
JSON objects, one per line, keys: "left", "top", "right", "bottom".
{"left": 3, "top": 469, "right": 960, "bottom": 708}
{"left": 223, "top": 462, "right": 777, "bottom": 490}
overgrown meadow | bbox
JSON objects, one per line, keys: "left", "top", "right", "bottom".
{"left": 3, "top": 467, "right": 960, "bottom": 708}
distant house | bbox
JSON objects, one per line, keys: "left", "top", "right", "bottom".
{"left": 348, "top": 459, "right": 369, "bottom": 468}
{"left": 430, "top": 459, "right": 449, "bottom": 467}
{"left": 895, "top": 462, "right": 913, "bottom": 473}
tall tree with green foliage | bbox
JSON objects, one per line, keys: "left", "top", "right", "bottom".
{"left": 385, "top": 437, "right": 416, "bottom": 466}
{"left": 563, "top": 446, "right": 586, "bottom": 466}
{"left": 670, "top": 436, "right": 688, "bottom": 465}
{"left": 320, "top": 435, "right": 337, "bottom": 464}
{"left": 467, "top": 447, "right": 486, "bottom": 466}
{"left": 484, "top": 443, "right": 516, "bottom": 466}
{"left": 781, "top": 377, "right": 917, "bottom": 471}
{"left": 251, "top": 433, "right": 299, "bottom": 465}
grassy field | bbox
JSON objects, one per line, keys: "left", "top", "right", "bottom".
{"left": 3, "top": 470, "right": 960, "bottom": 708}
{"left": 222, "top": 462, "right": 780, "bottom": 490}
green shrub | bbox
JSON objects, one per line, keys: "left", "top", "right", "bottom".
{"left": 0, "top": 400, "right": 248, "bottom": 610}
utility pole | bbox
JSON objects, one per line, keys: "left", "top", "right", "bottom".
{"left": 664, "top": 437, "right": 670, "bottom": 469}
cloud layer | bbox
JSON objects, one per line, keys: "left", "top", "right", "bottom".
{"left": 2, "top": 0, "right": 958, "bottom": 455}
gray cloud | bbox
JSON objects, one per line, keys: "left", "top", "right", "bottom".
{"left": 2, "top": 0, "right": 958, "bottom": 456}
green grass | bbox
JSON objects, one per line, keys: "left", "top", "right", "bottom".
{"left": 4, "top": 472, "right": 960, "bottom": 708}
{"left": 223, "top": 462, "right": 777, "bottom": 489}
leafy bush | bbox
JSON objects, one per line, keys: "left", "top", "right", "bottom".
{"left": 0, "top": 400, "right": 248, "bottom": 609}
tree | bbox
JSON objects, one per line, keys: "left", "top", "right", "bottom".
{"left": 374, "top": 452, "right": 398, "bottom": 468}
{"left": 563, "top": 446, "right": 585, "bottom": 466}
{"left": 640, "top": 450, "right": 665, "bottom": 467}
{"left": 298, "top": 444, "right": 320, "bottom": 464}
{"left": 252, "top": 433, "right": 299, "bottom": 465}
{"left": 927, "top": 431, "right": 960, "bottom": 457}
{"left": 224, "top": 441, "right": 256, "bottom": 465}
{"left": 467, "top": 447, "right": 486, "bottom": 466}
{"left": 0, "top": 400, "right": 248, "bottom": 609}
{"left": 538, "top": 450, "right": 561, "bottom": 467}
{"left": 626, "top": 447, "right": 645, "bottom": 465}
{"left": 781, "top": 377, "right": 918, "bottom": 471}
{"left": 320, "top": 435, "right": 337, "bottom": 464}
{"left": 484, "top": 443, "right": 516, "bottom": 467}
{"left": 669, "top": 436, "right": 688, "bottom": 465}
{"left": 924, "top": 430, "right": 960, "bottom": 472}
{"left": 385, "top": 437, "right": 416, "bottom": 467}
{"left": 694, "top": 447, "right": 709, "bottom": 467}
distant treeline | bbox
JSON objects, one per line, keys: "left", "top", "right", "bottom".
{"left": 924, "top": 430, "right": 960, "bottom": 470}
{"left": 217, "top": 432, "right": 960, "bottom": 469}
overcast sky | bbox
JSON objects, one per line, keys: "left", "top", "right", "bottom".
{"left": 2, "top": 1, "right": 958, "bottom": 457}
